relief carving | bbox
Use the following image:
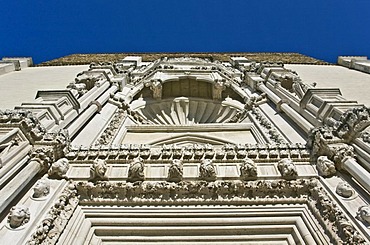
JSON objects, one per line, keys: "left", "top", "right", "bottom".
{"left": 199, "top": 159, "right": 217, "bottom": 181}
{"left": 240, "top": 158, "right": 257, "bottom": 179}
{"left": 48, "top": 158, "right": 69, "bottom": 179}
{"left": 277, "top": 158, "right": 297, "bottom": 178}
{"left": 145, "top": 79, "right": 162, "bottom": 100}
{"left": 212, "top": 80, "right": 226, "bottom": 100}
{"left": 167, "top": 159, "right": 183, "bottom": 182}
{"left": 356, "top": 205, "right": 370, "bottom": 224}
{"left": 334, "top": 106, "right": 370, "bottom": 142}
{"left": 316, "top": 156, "right": 336, "bottom": 177}
{"left": 336, "top": 181, "right": 354, "bottom": 198}
{"left": 127, "top": 157, "right": 145, "bottom": 182}
{"left": 7, "top": 205, "right": 30, "bottom": 229}
{"left": 32, "top": 178, "right": 50, "bottom": 199}
{"left": 89, "top": 159, "right": 108, "bottom": 182}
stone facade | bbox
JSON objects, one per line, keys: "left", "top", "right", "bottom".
{"left": 0, "top": 53, "right": 369, "bottom": 244}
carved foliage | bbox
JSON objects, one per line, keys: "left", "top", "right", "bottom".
{"left": 27, "top": 182, "right": 78, "bottom": 245}
{"left": 334, "top": 106, "right": 370, "bottom": 142}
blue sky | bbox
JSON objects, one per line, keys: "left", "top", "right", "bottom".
{"left": 1, "top": 0, "right": 369, "bottom": 64}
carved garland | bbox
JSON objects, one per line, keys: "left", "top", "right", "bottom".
{"left": 73, "top": 179, "right": 366, "bottom": 245}
{"left": 248, "top": 107, "right": 287, "bottom": 144}
{"left": 26, "top": 182, "right": 78, "bottom": 245}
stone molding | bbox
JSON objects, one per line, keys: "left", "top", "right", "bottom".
{"left": 70, "top": 178, "right": 366, "bottom": 244}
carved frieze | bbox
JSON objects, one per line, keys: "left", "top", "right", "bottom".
{"left": 75, "top": 179, "right": 366, "bottom": 244}
{"left": 67, "top": 143, "right": 310, "bottom": 161}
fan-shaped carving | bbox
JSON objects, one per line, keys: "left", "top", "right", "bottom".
{"left": 130, "top": 97, "right": 244, "bottom": 125}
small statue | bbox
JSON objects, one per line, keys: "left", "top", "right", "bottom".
{"left": 316, "top": 156, "right": 336, "bottom": 177}
{"left": 167, "top": 159, "right": 183, "bottom": 182}
{"left": 199, "top": 159, "right": 217, "bottom": 181}
{"left": 277, "top": 158, "right": 297, "bottom": 177}
{"left": 356, "top": 205, "right": 370, "bottom": 224}
{"left": 32, "top": 178, "right": 50, "bottom": 198}
{"left": 336, "top": 181, "right": 355, "bottom": 198}
{"left": 240, "top": 158, "right": 257, "bottom": 179}
{"left": 127, "top": 157, "right": 145, "bottom": 182}
{"left": 89, "top": 159, "right": 108, "bottom": 181}
{"left": 7, "top": 205, "right": 30, "bottom": 229}
{"left": 48, "top": 158, "right": 69, "bottom": 179}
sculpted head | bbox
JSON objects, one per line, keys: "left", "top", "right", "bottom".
{"left": 48, "top": 158, "right": 69, "bottom": 179}
{"left": 317, "top": 156, "right": 336, "bottom": 176}
{"left": 93, "top": 159, "right": 107, "bottom": 177}
{"left": 32, "top": 178, "right": 50, "bottom": 198}
{"left": 357, "top": 205, "right": 370, "bottom": 223}
{"left": 336, "top": 181, "right": 354, "bottom": 198}
{"left": 7, "top": 205, "right": 30, "bottom": 229}
{"left": 277, "top": 158, "right": 297, "bottom": 177}
{"left": 240, "top": 158, "right": 257, "bottom": 179}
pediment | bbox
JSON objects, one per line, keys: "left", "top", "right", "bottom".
{"left": 148, "top": 133, "right": 234, "bottom": 146}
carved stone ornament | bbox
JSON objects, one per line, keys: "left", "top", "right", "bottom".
{"left": 27, "top": 182, "right": 78, "bottom": 244}
{"left": 277, "top": 158, "right": 297, "bottom": 178}
{"left": 75, "top": 178, "right": 367, "bottom": 244}
{"left": 334, "top": 106, "right": 370, "bottom": 142}
{"left": 89, "top": 159, "right": 108, "bottom": 182}
{"left": 316, "top": 156, "right": 336, "bottom": 177}
{"left": 240, "top": 158, "right": 257, "bottom": 179}
{"left": 127, "top": 157, "right": 145, "bottom": 182}
{"left": 32, "top": 178, "right": 50, "bottom": 199}
{"left": 48, "top": 158, "right": 69, "bottom": 179}
{"left": 336, "top": 181, "right": 355, "bottom": 198}
{"left": 7, "top": 205, "right": 30, "bottom": 229}
{"left": 356, "top": 205, "right": 370, "bottom": 224}
{"left": 145, "top": 79, "right": 162, "bottom": 100}
{"left": 167, "top": 159, "right": 183, "bottom": 182}
{"left": 212, "top": 80, "right": 225, "bottom": 100}
{"left": 199, "top": 159, "right": 217, "bottom": 181}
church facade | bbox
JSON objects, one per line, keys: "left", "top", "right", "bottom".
{"left": 0, "top": 53, "right": 370, "bottom": 244}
